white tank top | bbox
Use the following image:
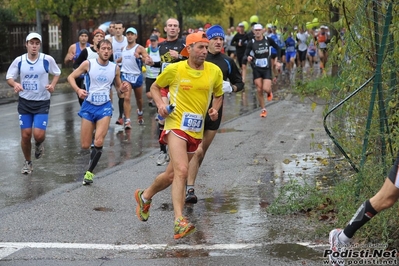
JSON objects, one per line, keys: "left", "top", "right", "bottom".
{"left": 6, "top": 53, "right": 61, "bottom": 101}
{"left": 145, "top": 47, "right": 161, "bottom": 79}
{"left": 112, "top": 36, "right": 127, "bottom": 66}
{"left": 86, "top": 47, "right": 98, "bottom": 60}
{"left": 84, "top": 59, "right": 116, "bottom": 105}
{"left": 120, "top": 44, "right": 141, "bottom": 75}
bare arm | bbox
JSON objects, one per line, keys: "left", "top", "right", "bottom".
{"left": 209, "top": 95, "right": 223, "bottom": 121}
{"left": 150, "top": 82, "right": 169, "bottom": 117}
{"left": 138, "top": 45, "right": 150, "bottom": 62}
{"left": 67, "top": 60, "right": 89, "bottom": 99}
{"left": 7, "top": 78, "right": 23, "bottom": 94}
{"left": 64, "top": 44, "right": 75, "bottom": 65}
{"left": 114, "top": 66, "right": 129, "bottom": 93}
{"left": 46, "top": 75, "right": 60, "bottom": 93}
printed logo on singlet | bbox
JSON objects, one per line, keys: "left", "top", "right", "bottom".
{"left": 24, "top": 74, "right": 39, "bottom": 79}
{"left": 255, "top": 46, "right": 269, "bottom": 54}
{"left": 161, "top": 51, "right": 175, "bottom": 63}
{"left": 96, "top": 75, "right": 108, "bottom": 83}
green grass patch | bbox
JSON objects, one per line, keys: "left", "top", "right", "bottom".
{"left": 268, "top": 161, "right": 399, "bottom": 249}
{"left": 59, "top": 68, "right": 73, "bottom": 79}
{"left": 293, "top": 75, "right": 338, "bottom": 99}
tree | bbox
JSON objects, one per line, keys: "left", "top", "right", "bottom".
{"left": 9, "top": 0, "right": 125, "bottom": 67}
{"left": 0, "top": 8, "right": 17, "bottom": 64}
{"left": 138, "top": 0, "right": 224, "bottom": 33}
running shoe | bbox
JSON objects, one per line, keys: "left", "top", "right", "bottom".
{"left": 21, "top": 160, "right": 33, "bottom": 174}
{"left": 34, "top": 142, "right": 44, "bottom": 159}
{"left": 329, "top": 228, "right": 346, "bottom": 266}
{"left": 260, "top": 109, "right": 268, "bottom": 118}
{"left": 135, "top": 189, "right": 151, "bottom": 222}
{"left": 124, "top": 120, "right": 132, "bottom": 130}
{"left": 115, "top": 117, "right": 124, "bottom": 125}
{"left": 267, "top": 92, "right": 273, "bottom": 101}
{"left": 185, "top": 188, "right": 198, "bottom": 204}
{"left": 137, "top": 110, "right": 144, "bottom": 125}
{"left": 156, "top": 151, "right": 170, "bottom": 166}
{"left": 174, "top": 216, "right": 196, "bottom": 239}
{"left": 82, "top": 171, "right": 94, "bottom": 185}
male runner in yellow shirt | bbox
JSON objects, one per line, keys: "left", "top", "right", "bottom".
{"left": 134, "top": 32, "right": 223, "bottom": 239}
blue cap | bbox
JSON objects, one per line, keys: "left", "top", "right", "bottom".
{"left": 206, "top": 25, "right": 225, "bottom": 40}
{"left": 126, "top": 27, "right": 137, "bottom": 35}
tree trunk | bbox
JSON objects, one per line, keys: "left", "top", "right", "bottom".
{"left": 61, "top": 16, "right": 71, "bottom": 68}
{"left": 137, "top": 0, "right": 143, "bottom": 46}
{"left": 330, "top": 3, "right": 340, "bottom": 77}
{"left": 176, "top": 0, "right": 183, "bottom": 37}
{"left": 229, "top": 17, "right": 234, "bottom": 28}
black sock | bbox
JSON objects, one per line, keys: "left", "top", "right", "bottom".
{"left": 343, "top": 200, "right": 378, "bottom": 238}
{"left": 88, "top": 146, "right": 103, "bottom": 173}
{"left": 158, "top": 123, "right": 167, "bottom": 153}
{"left": 160, "top": 144, "right": 167, "bottom": 153}
{"left": 118, "top": 98, "right": 124, "bottom": 118}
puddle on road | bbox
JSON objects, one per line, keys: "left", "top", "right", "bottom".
{"left": 267, "top": 243, "right": 320, "bottom": 260}
{"left": 135, "top": 242, "right": 321, "bottom": 262}
{"left": 274, "top": 151, "right": 336, "bottom": 191}
{"left": 93, "top": 207, "right": 114, "bottom": 212}
{"left": 139, "top": 181, "right": 325, "bottom": 262}
{"left": 140, "top": 151, "right": 333, "bottom": 261}
{"left": 217, "top": 128, "right": 243, "bottom": 133}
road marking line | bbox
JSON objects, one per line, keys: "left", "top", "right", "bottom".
{"left": 0, "top": 241, "right": 328, "bottom": 260}
{"left": 0, "top": 247, "right": 22, "bottom": 259}
{"left": 50, "top": 100, "right": 78, "bottom": 107}
{"left": 0, "top": 242, "right": 262, "bottom": 259}
{"left": 3, "top": 100, "right": 77, "bottom": 117}
{"left": 297, "top": 242, "right": 329, "bottom": 248}
{"left": 0, "top": 242, "right": 262, "bottom": 250}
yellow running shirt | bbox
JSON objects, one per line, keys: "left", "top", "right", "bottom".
{"left": 156, "top": 60, "right": 223, "bottom": 139}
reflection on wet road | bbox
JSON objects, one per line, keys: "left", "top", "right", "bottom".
{"left": 0, "top": 88, "right": 258, "bottom": 209}
{"left": 0, "top": 65, "right": 333, "bottom": 264}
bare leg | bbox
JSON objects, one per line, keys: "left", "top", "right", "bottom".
{"left": 80, "top": 119, "right": 96, "bottom": 149}
{"left": 133, "top": 86, "right": 143, "bottom": 113}
{"left": 370, "top": 178, "right": 399, "bottom": 212}
{"left": 142, "top": 161, "right": 175, "bottom": 200}
{"left": 254, "top": 78, "right": 264, "bottom": 109}
{"left": 187, "top": 129, "right": 218, "bottom": 186}
{"left": 21, "top": 128, "right": 32, "bottom": 161}
{"left": 123, "top": 83, "right": 133, "bottom": 121}
{"left": 167, "top": 133, "right": 193, "bottom": 219}
{"left": 241, "top": 64, "right": 247, "bottom": 82}
{"left": 262, "top": 79, "right": 272, "bottom": 95}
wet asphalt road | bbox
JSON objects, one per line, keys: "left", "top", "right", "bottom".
{"left": 0, "top": 73, "right": 335, "bottom": 265}
{"left": 0, "top": 86, "right": 258, "bottom": 209}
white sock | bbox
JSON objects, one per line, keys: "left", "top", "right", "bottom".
{"left": 338, "top": 231, "right": 351, "bottom": 244}
{"left": 141, "top": 194, "right": 149, "bottom": 203}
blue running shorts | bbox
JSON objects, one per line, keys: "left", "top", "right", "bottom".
{"left": 19, "top": 113, "right": 49, "bottom": 130}
{"left": 78, "top": 100, "right": 113, "bottom": 123}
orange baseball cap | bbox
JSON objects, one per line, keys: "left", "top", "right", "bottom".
{"left": 180, "top": 31, "right": 209, "bottom": 57}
